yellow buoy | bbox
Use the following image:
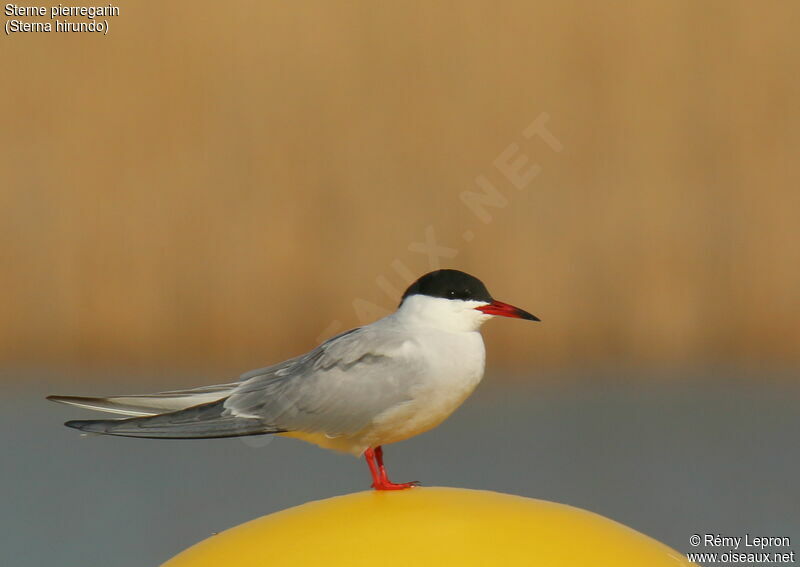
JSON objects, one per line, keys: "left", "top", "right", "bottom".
{"left": 164, "top": 487, "right": 695, "bottom": 566}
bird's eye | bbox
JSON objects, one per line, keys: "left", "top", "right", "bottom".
{"left": 447, "top": 289, "right": 471, "bottom": 299}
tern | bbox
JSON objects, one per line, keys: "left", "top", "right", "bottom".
{"left": 49, "top": 269, "right": 538, "bottom": 490}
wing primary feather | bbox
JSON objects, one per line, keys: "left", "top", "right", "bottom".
{"left": 47, "top": 383, "right": 236, "bottom": 417}
{"left": 48, "top": 395, "right": 159, "bottom": 417}
{"left": 63, "top": 400, "right": 286, "bottom": 439}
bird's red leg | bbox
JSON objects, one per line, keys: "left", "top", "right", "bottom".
{"left": 363, "top": 448, "right": 383, "bottom": 488}
{"left": 369, "top": 445, "right": 419, "bottom": 490}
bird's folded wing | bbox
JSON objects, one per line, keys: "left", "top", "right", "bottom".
{"left": 225, "top": 326, "right": 422, "bottom": 437}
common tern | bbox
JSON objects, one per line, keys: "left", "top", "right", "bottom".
{"left": 49, "top": 269, "right": 538, "bottom": 490}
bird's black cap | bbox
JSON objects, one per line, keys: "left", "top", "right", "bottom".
{"left": 400, "top": 269, "right": 493, "bottom": 305}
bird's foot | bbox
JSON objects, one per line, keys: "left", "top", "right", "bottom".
{"left": 371, "top": 480, "right": 420, "bottom": 491}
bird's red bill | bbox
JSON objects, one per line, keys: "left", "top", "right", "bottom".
{"left": 476, "top": 300, "right": 539, "bottom": 321}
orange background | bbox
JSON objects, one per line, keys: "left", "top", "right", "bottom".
{"left": 2, "top": 1, "right": 798, "bottom": 376}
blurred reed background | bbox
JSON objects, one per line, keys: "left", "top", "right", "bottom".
{"left": 2, "top": 1, "right": 799, "bottom": 378}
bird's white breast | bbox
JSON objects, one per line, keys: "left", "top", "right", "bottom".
{"left": 361, "top": 329, "right": 486, "bottom": 449}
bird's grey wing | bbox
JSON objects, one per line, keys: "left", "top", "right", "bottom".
{"left": 60, "top": 326, "right": 418, "bottom": 440}
{"left": 225, "top": 326, "right": 421, "bottom": 437}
